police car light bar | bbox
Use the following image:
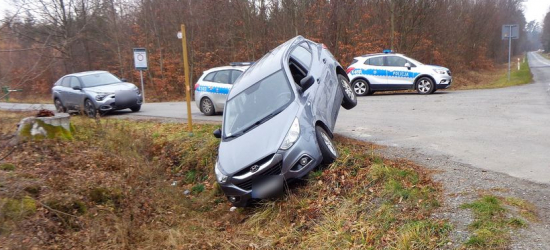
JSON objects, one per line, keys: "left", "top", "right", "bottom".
{"left": 383, "top": 49, "right": 393, "bottom": 54}
{"left": 230, "top": 62, "right": 254, "bottom": 66}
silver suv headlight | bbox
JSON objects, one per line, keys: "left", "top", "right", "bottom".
{"left": 280, "top": 117, "right": 300, "bottom": 150}
{"left": 215, "top": 161, "right": 228, "bottom": 184}
{"left": 433, "top": 69, "right": 447, "bottom": 75}
{"left": 94, "top": 92, "right": 113, "bottom": 101}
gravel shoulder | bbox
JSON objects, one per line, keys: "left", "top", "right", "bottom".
{"left": 374, "top": 144, "right": 550, "bottom": 249}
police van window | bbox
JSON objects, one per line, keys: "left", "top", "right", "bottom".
{"left": 69, "top": 77, "right": 81, "bottom": 89}
{"left": 204, "top": 72, "right": 216, "bottom": 82}
{"left": 386, "top": 56, "right": 408, "bottom": 67}
{"left": 213, "top": 70, "right": 230, "bottom": 84}
{"left": 230, "top": 70, "right": 243, "bottom": 84}
{"left": 366, "top": 57, "right": 384, "bottom": 66}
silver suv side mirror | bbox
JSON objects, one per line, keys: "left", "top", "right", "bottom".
{"left": 299, "top": 75, "right": 315, "bottom": 91}
{"left": 213, "top": 128, "right": 222, "bottom": 139}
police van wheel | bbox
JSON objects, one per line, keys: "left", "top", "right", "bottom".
{"left": 416, "top": 77, "right": 435, "bottom": 95}
{"left": 200, "top": 97, "right": 216, "bottom": 116}
{"left": 338, "top": 74, "right": 357, "bottom": 110}
{"left": 352, "top": 79, "right": 369, "bottom": 96}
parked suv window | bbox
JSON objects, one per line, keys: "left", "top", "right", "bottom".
{"left": 70, "top": 77, "right": 81, "bottom": 89}
{"left": 61, "top": 77, "right": 71, "bottom": 87}
{"left": 213, "top": 70, "right": 230, "bottom": 84}
{"left": 386, "top": 56, "right": 408, "bottom": 67}
{"left": 231, "top": 70, "right": 243, "bottom": 84}
{"left": 366, "top": 57, "right": 384, "bottom": 66}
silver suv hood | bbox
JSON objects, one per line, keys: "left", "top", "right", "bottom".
{"left": 218, "top": 102, "right": 299, "bottom": 175}
{"left": 85, "top": 82, "right": 137, "bottom": 93}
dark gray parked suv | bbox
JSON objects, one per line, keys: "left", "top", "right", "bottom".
{"left": 213, "top": 36, "right": 357, "bottom": 207}
{"left": 52, "top": 71, "right": 142, "bottom": 117}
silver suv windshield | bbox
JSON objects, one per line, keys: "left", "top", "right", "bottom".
{"left": 223, "top": 70, "right": 293, "bottom": 138}
{"left": 80, "top": 73, "right": 121, "bottom": 88}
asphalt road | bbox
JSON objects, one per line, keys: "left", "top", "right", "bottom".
{"left": 1, "top": 52, "right": 549, "bottom": 184}
{"left": 336, "top": 51, "right": 550, "bottom": 184}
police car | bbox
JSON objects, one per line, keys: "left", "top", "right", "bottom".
{"left": 346, "top": 51, "right": 452, "bottom": 95}
{"left": 194, "top": 62, "right": 252, "bottom": 115}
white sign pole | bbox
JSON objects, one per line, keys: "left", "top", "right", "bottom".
{"left": 140, "top": 70, "right": 145, "bottom": 103}
{"left": 508, "top": 25, "right": 512, "bottom": 81}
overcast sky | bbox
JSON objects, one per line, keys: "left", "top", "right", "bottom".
{"left": 524, "top": 0, "right": 550, "bottom": 23}
{"left": 0, "top": 0, "right": 549, "bottom": 25}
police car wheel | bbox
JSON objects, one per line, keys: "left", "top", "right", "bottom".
{"left": 352, "top": 79, "right": 369, "bottom": 96}
{"left": 200, "top": 97, "right": 216, "bottom": 116}
{"left": 338, "top": 74, "right": 357, "bottom": 110}
{"left": 416, "top": 77, "right": 435, "bottom": 95}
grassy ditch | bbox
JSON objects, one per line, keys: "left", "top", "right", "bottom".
{"left": 453, "top": 55, "right": 532, "bottom": 90}
{"left": 0, "top": 111, "right": 450, "bottom": 249}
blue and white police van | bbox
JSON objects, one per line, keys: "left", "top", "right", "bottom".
{"left": 194, "top": 62, "right": 252, "bottom": 115}
{"left": 346, "top": 51, "right": 452, "bottom": 95}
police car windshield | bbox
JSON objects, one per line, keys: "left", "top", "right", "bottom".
{"left": 223, "top": 70, "right": 293, "bottom": 138}
{"left": 405, "top": 56, "right": 423, "bottom": 66}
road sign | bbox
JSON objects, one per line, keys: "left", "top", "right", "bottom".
{"left": 133, "top": 48, "right": 148, "bottom": 70}
{"left": 502, "top": 24, "right": 519, "bottom": 40}
{"left": 502, "top": 24, "right": 519, "bottom": 81}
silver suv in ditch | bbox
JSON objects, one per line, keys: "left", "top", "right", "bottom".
{"left": 52, "top": 71, "right": 142, "bottom": 117}
{"left": 212, "top": 36, "right": 356, "bottom": 207}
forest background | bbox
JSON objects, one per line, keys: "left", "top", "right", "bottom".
{"left": 0, "top": 0, "right": 547, "bottom": 101}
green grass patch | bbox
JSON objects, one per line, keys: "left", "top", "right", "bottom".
{"left": 461, "top": 195, "right": 532, "bottom": 249}
{"left": 477, "top": 56, "right": 532, "bottom": 89}
{"left": 1, "top": 196, "right": 37, "bottom": 220}
{"left": 0, "top": 163, "right": 15, "bottom": 171}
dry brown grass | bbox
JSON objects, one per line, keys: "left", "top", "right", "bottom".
{"left": 0, "top": 111, "right": 450, "bottom": 249}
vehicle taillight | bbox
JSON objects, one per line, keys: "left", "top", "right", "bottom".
{"left": 322, "top": 43, "right": 327, "bottom": 49}
{"left": 346, "top": 67, "right": 355, "bottom": 74}
{"left": 194, "top": 83, "right": 199, "bottom": 90}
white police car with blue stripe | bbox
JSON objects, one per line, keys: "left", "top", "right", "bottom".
{"left": 346, "top": 51, "right": 452, "bottom": 95}
{"left": 194, "top": 62, "right": 251, "bottom": 115}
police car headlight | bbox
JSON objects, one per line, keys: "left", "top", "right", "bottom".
{"left": 433, "top": 69, "right": 447, "bottom": 75}
{"left": 215, "top": 161, "right": 228, "bottom": 184}
{"left": 280, "top": 117, "right": 300, "bottom": 150}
